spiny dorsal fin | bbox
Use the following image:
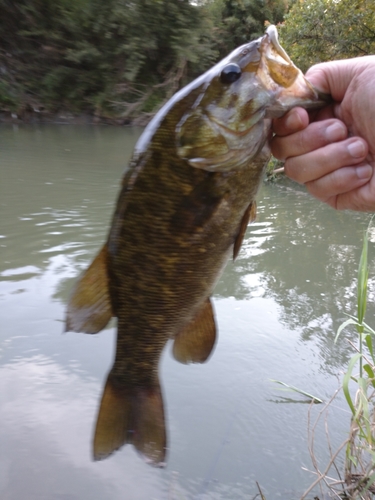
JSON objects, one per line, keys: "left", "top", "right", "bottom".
{"left": 65, "top": 244, "right": 113, "bottom": 333}
{"left": 233, "top": 201, "right": 257, "bottom": 260}
{"left": 173, "top": 297, "right": 217, "bottom": 364}
{"left": 93, "top": 372, "right": 167, "bottom": 467}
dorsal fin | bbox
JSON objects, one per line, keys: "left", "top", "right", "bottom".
{"left": 173, "top": 297, "right": 217, "bottom": 364}
{"left": 65, "top": 244, "right": 113, "bottom": 333}
{"left": 233, "top": 201, "right": 257, "bottom": 260}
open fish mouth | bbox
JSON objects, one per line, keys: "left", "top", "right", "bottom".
{"left": 265, "top": 25, "right": 294, "bottom": 66}
{"left": 260, "top": 25, "right": 331, "bottom": 117}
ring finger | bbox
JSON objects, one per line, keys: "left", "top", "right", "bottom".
{"left": 284, "top": 137, "right": 368, "bottom": 184}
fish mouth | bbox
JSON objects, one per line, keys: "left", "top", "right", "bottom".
{"left": 264, "top": 25, "right": 293, "bottom": 66}
{"left": 260, "top": 26, "right": 331, "bottom": 117}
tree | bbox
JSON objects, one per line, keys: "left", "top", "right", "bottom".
{"left": 0, "top": 0, "right": 292, "bottom": 120}
{"left": 0, "top": 0, "right": 218, "bottom": 119}
{"left": 279, "top": 0, "right": 375, "bottom": 72}
{"left": 207, "top": 0, "right": 288, "bottom": 57}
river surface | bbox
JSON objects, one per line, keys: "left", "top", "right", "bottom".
{"left": 1, "top": 124, "right": 375, "bottom": 500}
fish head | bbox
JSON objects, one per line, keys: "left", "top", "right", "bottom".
{"left": 176, "top": 25, "right": 330, "bottom": 172}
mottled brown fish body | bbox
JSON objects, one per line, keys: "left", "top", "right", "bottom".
{"left": 107, "top": 127, "right": 267, "bottom": 382}
{"left": 65, "top": 25, "right": 329, "bottom": 466}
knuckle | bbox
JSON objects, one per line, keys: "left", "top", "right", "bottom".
{"left": 305, "top": 180, "right": 325, "bottom": 200}
{"left": 284, "top": 158, "right": 304, "bottom": 183}
{"left": 270, "top": 137, "right": 286, "bottom": 161}
{"left": 295, "top": 130, "right": 311, "bottom": 153}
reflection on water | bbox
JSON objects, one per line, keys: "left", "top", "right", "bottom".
{"left": 1, "top": 124, "right": 373, "bottom": 499}
{"left": 217, "top": 187, "right": 375, "bottom": 373}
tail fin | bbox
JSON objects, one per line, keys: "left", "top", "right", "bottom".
{"left": 93, "top": 372, "right": 167, "bottom": 467}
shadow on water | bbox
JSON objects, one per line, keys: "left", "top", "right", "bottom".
{"left": 1, "top": 124, "right": 374, "bottom": 499}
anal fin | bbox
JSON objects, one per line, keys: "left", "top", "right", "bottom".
{"left": 233, "top": 201, "right": 257, "bottom": 260}
{"left": 93, "top": 372, "right": 167, "bottom": 466}
{"left": 173, "top": 297, "right": 217, "bottom": 364}
{"left": 65, "top": 244, "right": 113, "bottom": 333}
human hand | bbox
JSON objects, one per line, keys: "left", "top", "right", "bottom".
{"left": 271, "top": 56, "right": 375, "bottom": 211}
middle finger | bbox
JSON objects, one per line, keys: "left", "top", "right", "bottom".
{"left": 271, "top": 119, "right": 347, "bottom": 161}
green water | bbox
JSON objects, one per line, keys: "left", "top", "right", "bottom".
{"left": 1, "top": 124, "right": 374, "bottom": 499}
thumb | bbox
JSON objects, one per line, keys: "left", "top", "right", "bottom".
{"left": 305, "top": 60, "right": 357, "bottom": 102}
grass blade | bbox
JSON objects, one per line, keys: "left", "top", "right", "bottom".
{"left": 343, "top": 353, "right": 362, "bottom": 416}
{"left": 358, "top": 227, "right": 369, "bottom": 326}
{"left": 365, "top": 334, "right": 375, "bottom": 365}
{"left": 335, "top": 318, "right": 358, "bottom": 343}
{"left": 270, "top": 380, "right": 323, "bottom": 403}
{"left": 363, "top": 363, "right": 375, "bottom": 388}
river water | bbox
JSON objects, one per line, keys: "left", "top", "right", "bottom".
{"left": 1, "top": 124, "right": 374, "bottom": 500}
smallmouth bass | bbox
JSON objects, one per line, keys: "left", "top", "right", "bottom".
{"left": 66, "top": 25, "right": 329, "bottom": 466}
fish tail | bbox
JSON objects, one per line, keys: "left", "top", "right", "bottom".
{"left": 93, "top": 371, "right": 167, "bottom": 467}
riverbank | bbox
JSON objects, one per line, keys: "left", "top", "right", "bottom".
{"left": 0, "top": 108, "right": 153, "bottom": 127}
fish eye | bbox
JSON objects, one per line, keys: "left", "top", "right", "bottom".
{"left": 220, "top": 63, "right": 241, "bottom": 84}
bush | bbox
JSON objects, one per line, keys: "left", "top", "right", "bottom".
{"left": 279, "top": 0, "right": 375, "bottom": 72}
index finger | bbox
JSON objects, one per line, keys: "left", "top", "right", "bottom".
{"left": 272, "top": 107, "right": 309, "bottom": 137}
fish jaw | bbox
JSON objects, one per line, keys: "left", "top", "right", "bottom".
{"left": 258, "top": 25, "right": 331, "bottom": 118}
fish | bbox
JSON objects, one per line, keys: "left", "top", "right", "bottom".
{"left": 65, "top": 25, "right": 329, "bottom": 466}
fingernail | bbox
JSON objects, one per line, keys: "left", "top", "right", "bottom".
{"left": 325, "top": 122, "right": 346, "bottom": 142}
{"left": 356, "top": 165, "right": 372, "bottom": 179}
{"left": 348, "top": 140, "right": 366, "bottom": 158}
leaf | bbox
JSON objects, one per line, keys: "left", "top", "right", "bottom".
{"left": 270, "top": 380, "right": 323, "bottom": 404}
{"left": 335, "top": 318, "right": 358, "bottom": 343}
{"left": 342, "top": 353, "right": 362, "bottom": 416}
{"left": 358, "top": 376, "right": 371, "bottom": 442}
{"left": 365, "top": 335, "right": 375, "bottom": 365}
{"left": 363, "top": 363, "right": 375, "bottom": 388}
{"left": 357, "top": 226, "right": 369, "bottom": 325}
{"left": 363, "top": 321, "right": 375, "bottom": 336}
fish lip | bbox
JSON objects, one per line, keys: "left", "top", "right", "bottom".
{"left": 264, "top": 25, "right": 292, "bottom": 65}
{"left": 261, "top": 25, "right": 332, "bottom": 116}
{"left": 264, "top": 79, "right": 332, "bottom": 118}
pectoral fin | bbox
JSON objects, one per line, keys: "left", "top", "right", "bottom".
{"left": 65, "top": 244, "right": 113, "bottom": 333}
{"left": 233, "top": 201, "right": 257, "bottom": 260}
{"left": 93, "top": 372, "right": 167, "bottom": 466}
{"left": 173, "top": 298, "right": 217, "bottom": 364}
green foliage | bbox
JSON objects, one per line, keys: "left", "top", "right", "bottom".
{"left": 0, "top": 0, "right": 218, "bottom": 117}
{"left": 0, "top": 0, "right": 290, "bottom": 118}
{"left": 279, "top": 0, "right": 375, "bottom": 72}
{"left": 2, "top": 0, "right": 375, "bottom": 118}
{"left": 335, "top": 220, "right": 375, "bottom": 497}
{"left": 207, "top": 0, "right": 288, "bottom": 57}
